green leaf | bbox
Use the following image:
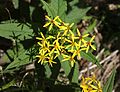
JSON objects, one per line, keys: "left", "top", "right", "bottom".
{"left": 69, "top": 0, "right": 79, "bottom": 6}
{"left": 71, "top": 63, "right": 79, "bottom": 83}
{"left": 83, "top": 19, "right": 97, "bottom": 34}
{"left": 50, "top": 0, "right": 67, "bottom": 19}
{"left": 0, "top": 49, "right": 14, "bottom": 65}
{"left": 66, "top": 7, "right": 91, "bottom": 24}
{"left": 41, "top": 0, "right": 67, "bottom": 20}
{"left": 41, "top": 0, "right": 55, "bottom": 18}
{"left": 45, "top": 63, "right": 51, "bottom": 78}
{"left": 103, "top": 69, "right": 116, "bottom": 92}
{"left": 5, "top": 45, "right": 31, "bottom": 70}
{"left": 0, "top": 23, "right": 33, "bottom": 40}
{"left": 58, "top": 55, "right": 71, "bottom": 76}
{"left": 80, "top": 51, "right": 102, "bottom": 68}
{"left": 0, "top": 79, "right": 15, "bottom": 91}
{"left": 5, "top": 51, "right": 31, "bottom": 70}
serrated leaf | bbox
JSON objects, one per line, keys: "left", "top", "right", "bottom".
{"left": 66, "top": 7, "right": 91, "bottom": 23}
{"left": 50, "top": 0, "right": 67, "bottom": 19}
{"left": 103, "top": 69, "right": 116, "bottom": 92}
{"left": 5, "top": 52, "right": 31, "bottom": 70}
{"left": 41, "top": 0, "right": 54, "bottom": 18}
{"left": 58, "top": 55, "right": 71, "bottom": 76}
{"left": 0, "top": 23, "right": 33, "bottom": 40}
{"left": 5, "top": 48, "right": 31, "bottom": 70}
{"left": 80, "top": 51, "right": 102, "bottom": 68}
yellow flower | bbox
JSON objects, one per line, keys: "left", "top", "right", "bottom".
{"left": 49, "top": 32, "right": 64, "bottom": 58}
{"left": 43, "top": 15, "right": 60, "bottom": 31}
{"left": 80, "top": 75, "right": 102, "bottom": 92}
{"left": 59, "top": 23, "right": 74, "bottom": 36}
{"left": 57, "top": 17, "right": 69, "bottom": 27}
{"left": 36, "top": 32, "right": 54, "bottom": 46}
{"left": 36, "top": 32, "right": 55, "bottom": 53}
{"left": 36, "top": 50, "right": 48, "bottom": 64}
{"left": 47, "top": 54, "right": 57, "bottom": 67}
{"left": 76, "top": 29, "right": 89, "bottom": 45}
{"left": 74, "top": 43, "right": 86, "bottom": 60}
{"left": 84, "top": 35, "right": 96, "bottom": 53}
{"left": 65, "top": 31, "right": 78, "bottom": 52}
{"left": 62, "top": 53, "right": 76, "bottom": 67}
{"left": 37, "top": 41, "right": 50, "bottom": 53}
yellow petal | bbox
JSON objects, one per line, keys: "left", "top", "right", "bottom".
{"left": 38, "top": 59, "right": 41, "bottom": 63}
{"left": 62, "top": 58, "right": 69, "bottom": 62}
{"left": 59, "top": 26, "right": 67, "bottom": 30}
{"left": 45, "top": 15, "right": 51, "bottom": 21}
{"left": 71, "top": 60, "right": 75, "bottom": 67}
{"left": 37, "top": 42, "right": 42, "bottom": 46}
{"left": 54, "top": 16, "right": 59, "bottom": 20}
{"left": 90, "top": 35, "right": 95, "bottom": 42}
{"left": 58, "top": 17, "right": 62, "bottom": 22}
{"left": 49, "top": 24, "right": 53, "bottom": 31}
{"left": 46, "top": 36, "right": 55, "bottom": 39}
{"left": 40, "top": 32, "right": 45, "bottom": 39}
{"left": 43, "top": 22, "right": 50, "bottom": 27}
{"left": 65, "top": 38, "right": 71, "bottom": 43}
{"left": 65, "top": 45, "right": 71, "bottom": 49}
{"left": 90, "top": 84, "right": 98, "bottom": 90}
{"left": 36, "top": 55, "right": 40, "bottom": 58}
{"left": 83, "top": 34, "right": 89, "bottom": 38}
{"left": 70, "top": 23, "right": 74, "bottom": 28}
{"left": 91, "top": 45, "right": 96, "bottom": 50}
{"left": 86, "top": 46, "right": 89, "bottom": 53}
{"left": 54, "top": 21, "right": 59, "bottom": 27}
{"left": 36, "top": 37, "right": 42, "bottom": 40}
{"left": 77, "top": 28, "right": 81, "bottom": 36}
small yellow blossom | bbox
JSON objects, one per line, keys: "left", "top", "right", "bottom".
{"left": 37, "top": 41, "right": 50, "bottom": 53}
{"left": 74, "top": 43, "right": 86, "bottom": 60}
{"left": 84, "top": 35, "right": 96, "bottom": 53}
{"left": 80, "top": 75, "right": 102, "bottom": 92}
{"left": 62, "top": 53, "right": 76, "bottom": 67}
{"left": 36, "top": 50, "right": 48, "bottom": 64}
{"left": 49, "top": 32, "right": 64, "bottom": 56}
{"left": 59, "top": 23, "right": 74, "bottom": 36}
{"left": 65, "top": 31, "right": 78, "bottom": 52}
{"left": 76, "top": 29, "right": 89, "bottom": 45}
{"left": 36, "top": 15, "right": 97, "bottom": 67}
{"left": 43, "top": 15, "right": 60, "bottom": 31}
{"left": 47, "top": 54, "right": 57, "bottom": 67}
{"left": 36, "top": 32, "right": 54, "bottom": 46}
{"left": 57, "top": 17, "right": 69, "bottom": 27}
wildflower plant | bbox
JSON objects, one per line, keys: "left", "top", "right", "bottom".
{"left": 36, "top": 15, "right": 97, "bottom": 67}
{"left": 80, "top": 74, "right": 102, "bottom": 92}
{"left": 0, "top": 0, "right": 116, "bottom": 92}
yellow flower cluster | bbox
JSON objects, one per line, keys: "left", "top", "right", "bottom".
{"left": 80, "top": 75, "right": 102, "bottom": 92}
{"left": 36, "top": 15, "right": 96, "bottom": 67}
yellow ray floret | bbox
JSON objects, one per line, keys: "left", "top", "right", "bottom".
{"left": 80, "top": 75, "right": 102, "bottom": 92}
{"left": 43, "top": 15, "right": 60, "bottom": 31}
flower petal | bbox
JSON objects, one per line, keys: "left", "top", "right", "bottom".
{"left": 43, "top": 22, "right": 50, "bottom": 27}
{"left": 90, "top": 35, "right": 95, "bottom": 42}
{"left": 91, "top": 45, "right": 96, "bottom": 50}
{"left": 49, "top": 24, "right": 53, "bottom": 31}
